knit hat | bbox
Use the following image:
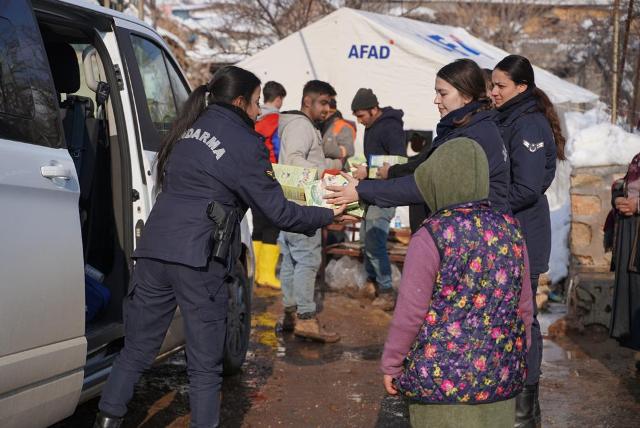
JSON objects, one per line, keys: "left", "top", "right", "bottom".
{"left": 414, "top": 137, "right": 489, "bottom": 212}
{"left": 351, "top": 88, "right": 378, "bottom": 111}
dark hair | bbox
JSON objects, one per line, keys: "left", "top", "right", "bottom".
{"left": 329, "top": 97, "right": 337, "bottom": 109}
{"left": 436, "top": 59, "right": 492, "bottom": 127}
{"left": 482, "top": 68, "right": 493, "bottom": 93}
{"left": 495, "top": 55, "right": 566, "bottom": 160}
{"left": 301, "top": 80, "right": 336, "bottom": 106}
{"left": 263, "top": 81, "right": 286, "bottom": 103}
{"left": 156, "top": 66, "right": 261, "bottom": 187}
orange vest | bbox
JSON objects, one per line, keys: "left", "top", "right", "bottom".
{"left": 331, "top": 118, "right": 356, "bottom": 141}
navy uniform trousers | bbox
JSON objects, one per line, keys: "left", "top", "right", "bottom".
{"left": 99, "top": 257, "right": 228, "bottom": 428}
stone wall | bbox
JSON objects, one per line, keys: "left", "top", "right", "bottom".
{"left": 569, "top": 165, "right": 625, "bottom": 328}
{"left": 570, "top": 165, "right": 626, "bottom": 271}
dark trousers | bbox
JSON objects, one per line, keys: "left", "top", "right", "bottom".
{"left": 251, "top": 210, "right": 279, "bottom": 244}
{"left": 527, "top": 274, "right": 542, "bottom": 385}
{"left": 99, "top": 257, "right": 228, "bottom": 428}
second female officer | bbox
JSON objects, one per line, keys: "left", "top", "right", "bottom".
{"left": 492, "top": 54, "right": 566, "bottom": 428}
{"left": 94, "top": 66, "right": 343, "bottom": 428}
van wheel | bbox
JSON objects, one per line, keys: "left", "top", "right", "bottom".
{"left": 223, "top": 261, "right": 251, "bottom": 376}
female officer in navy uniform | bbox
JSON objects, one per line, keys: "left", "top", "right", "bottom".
{"left": 94, "top": 66, "right": 342, "bottom": 428}
{"left": 492, "top": 55, "right": 566, "bottom": 428}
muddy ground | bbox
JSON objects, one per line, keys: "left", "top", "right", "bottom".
{"left": 55, "top": 286, "right": 640, "bottom": 428}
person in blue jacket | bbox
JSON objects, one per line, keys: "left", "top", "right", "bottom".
{"left": 326, "top": 59, "right": 509, "bottom": 215}
{"left": 350, "top": 88, "right": 407, "bottom": 310}
{"left": 93, "top": 66, "right": 342, "bottom": 428}
{"left": 492, "top": 54, "right": 566, "bottom": 428}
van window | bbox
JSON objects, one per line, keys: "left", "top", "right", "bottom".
{"left": 0, "top": 17, "right": 35, "bottom": 119}
{"left": 166, "top": 59, "right": 188, "bottom": 111}
{"left": 0, "top": 2, "right": 62, "bottom": 148}
{"left": 131, "top": 35, "right": 186, "bottom": 136}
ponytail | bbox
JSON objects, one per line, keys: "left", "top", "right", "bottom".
{"left": 156, "top": 84, "right": 208, "bottom": 187}
{"left": 532, "top": 87, "right": 566, "bottom": 161}
{"left": 155, "top": 66, "right": 261, "bottom": 188}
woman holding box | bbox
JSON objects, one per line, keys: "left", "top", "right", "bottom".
{"left": 327, "top": 59, "right": 509, "bottom": 218}
{"left": 94, "top": 66, "right": 343, "bottom": 428}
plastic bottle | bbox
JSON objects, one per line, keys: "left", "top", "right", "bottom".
{"left": 393, "top": 214, "right": 402, "bottom": 229}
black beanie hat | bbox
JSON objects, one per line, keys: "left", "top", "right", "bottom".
{"left": 351, "top": 88, "right": 378, "bottom": 111}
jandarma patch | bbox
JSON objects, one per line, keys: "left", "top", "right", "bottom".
{"left": 265, "top": 170, "right": 276, "bottom": 181}
{"left": 181, "top": 127, "right": 226, "bottom": 160}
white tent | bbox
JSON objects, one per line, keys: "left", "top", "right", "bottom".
{"left": 239, "top": 8, "right": 600, "bottom": 284}
{"left": 238, "top": 7, "right": 598, "bottom": 135}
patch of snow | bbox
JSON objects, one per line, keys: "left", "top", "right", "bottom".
{"left": 545, "top": 105, "right": 640, "bottom": 284}
{"left": 566, "top": 105, "right": 640, "bottom": 168}
{"left": 546, "top": 160, "right": 571, "bottom": 284}
{"left": 548, "top": 201, "right": 571, "bottom": 284}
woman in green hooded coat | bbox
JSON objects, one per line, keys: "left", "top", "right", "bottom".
{"left": 380, "top": 138, "right": 534, "bottom": 428}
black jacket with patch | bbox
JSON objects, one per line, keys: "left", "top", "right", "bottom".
{"left": 134, "top": 104, "right": 333, "bottom": 269}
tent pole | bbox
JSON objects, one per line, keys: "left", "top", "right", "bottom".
{"left": 618, "top": 0, "right": 635, "bottom": 123}
{"left": 612, "top": 0, "right": 621, "bottom": 124}
{"left": 631, "top": 46, "right": 640, "bottom": 129}
{"left": 299, "top": 31, "right": 318, "bottom": 79}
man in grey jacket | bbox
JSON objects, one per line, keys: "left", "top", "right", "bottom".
{"left": 278, "top": 80, "right": 342, "bottom": 342}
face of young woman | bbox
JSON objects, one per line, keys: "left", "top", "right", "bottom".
{"left": 243, "top": 86, "right": 262, "bottom": 121}
{"left": 434, "top": 77, "right": 472, "bottom": 118}
{"left": 491, "top": 69, "right": 527, "bottom": 108}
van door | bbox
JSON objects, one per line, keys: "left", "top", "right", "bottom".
{"left": 114, "top": 21, "right": 190, "bottom": 354}
{"left": 0, "top": 1, "right": 86, "bottom": 426}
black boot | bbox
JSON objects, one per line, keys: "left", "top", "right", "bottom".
{"left": 514, "top": 383, "right": 538, "bottom": 428}
{"left": 93, "top": 411, "right": 123, "bottom": 428}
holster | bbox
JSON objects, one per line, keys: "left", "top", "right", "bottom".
{"left": 207, "top": 201, "right": 242, "bottom": 272}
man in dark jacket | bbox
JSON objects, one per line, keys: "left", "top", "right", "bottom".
{"left": 351, "top": 88, "right": 406, "bottom": 310}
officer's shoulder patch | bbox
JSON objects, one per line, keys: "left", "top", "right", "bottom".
{"left": 265, "top": 169, "right": 276, "bottom": 181}
{"left": 523, "top": 139, "right": 544, "bottom": 153}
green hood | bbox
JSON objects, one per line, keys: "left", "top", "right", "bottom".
{"left": 414, "top": 137, "right": 489, "bottom": 212}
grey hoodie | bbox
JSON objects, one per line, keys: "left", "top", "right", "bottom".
{"left": 278, "top": 111, "right": 342, "bottom": 174}
{"left": 258, "top": 104, "right": 279, "bottom": 121}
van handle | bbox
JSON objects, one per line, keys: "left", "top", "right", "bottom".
{"left": 41, "top": 165, "right": 71, "bottom": 180}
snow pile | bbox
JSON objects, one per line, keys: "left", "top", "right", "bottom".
{"left": 548, "top": 201, "right": 571, "bottom": 284}
{"left": 544, "top": 106, "right": 640, "bottom": 284}
{"left": 545, "top": 159, "right": 571, "bottom": 284}
{"left": 566, "top": 105, "right": 640, "bottom": 168}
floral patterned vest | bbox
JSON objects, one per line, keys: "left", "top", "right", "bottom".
{"left": 396, "top": 201, "right": 528, "bottom": 404}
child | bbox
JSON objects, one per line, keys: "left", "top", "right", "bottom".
{"left": 381, "top": 138, "right": 533, "bottom": 428}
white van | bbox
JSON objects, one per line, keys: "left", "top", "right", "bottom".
{"left": 0, "top": 1, "right": 254, "bottom": 426}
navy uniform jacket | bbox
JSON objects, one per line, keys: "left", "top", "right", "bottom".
{"left": 363, "top": 107, "right": 406, "bottom": 160}
{"left": 496, "top": 91, "right": 556, "bottom": 275}
{"left": 134, "top": 103, "right": 334, "bottom": 268}
{"left": 358, "top": 103, "right": 510, "bottom": 212}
